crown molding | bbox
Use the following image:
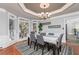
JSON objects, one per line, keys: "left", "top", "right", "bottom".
{"left": 49, "top": 3, "right": 73, "bottom": 16}
{"left": 19, "top": 3, "right": 73, "bottom": 18}
{"left": 19, "top": 3, "right": 40, "bottom": 17}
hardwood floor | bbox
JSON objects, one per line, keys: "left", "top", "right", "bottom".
{"left": 0, "top": 40, "right": 28, "bottom": 55}
{"left": 0, "top": 44, "right": 21, "bottom": 55}
{"left": 66, "top": 41, "right": 79, "bottom": 55}
{"left": 1, "top": 39, "right": 79, "bottom": 55}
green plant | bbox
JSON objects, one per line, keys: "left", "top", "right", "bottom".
{"left": 38, "top": 23, "right": 43, "bottom": 31}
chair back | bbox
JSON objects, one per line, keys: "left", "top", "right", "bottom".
{"left": 40, "top": 33, "right": 46, "bottom": 36}
{"left": 37, "top": 35, "right": 45, "bottom": 45}
{"left": 31, "top": 31, "right": 35, "bottom": 34}
{"left": 30, "top": 33, "right": 36, "bottom": 42}
{"left": 57, "top": 34, "right": 63, "bottom": 47}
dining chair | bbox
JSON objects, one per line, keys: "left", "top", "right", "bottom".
{"left": 36, "top": 35, "right": 46, "bottom": 55}
{"left": 30, "top": 32, "right": 37, "bottom": 50}
{"left": 57, "top": 33, "right": 64, "bottom": 54}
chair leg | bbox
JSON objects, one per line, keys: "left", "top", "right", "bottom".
{"left": 52, "top": 45, "right": 56, "bottom": 55}
{"left": 36, "top": 44, "right": 38, "bottom": 51}
{"left": 47, "top": 43, "right": 50, "bottom": 51}
{"left": 30, "top": 41, "right": 32, "bottom": 48}
{"left": 59, "top": 46, "right": 61, "bottom": 52}
{"left": 53, "top": 49, "right": 56, "bottom": 55}
{"left": 28, "top": 37, "right": 30, "bottom": 45}
{"left": 57, "top": 47, "right": 60, "bottom": 55}
{"left": 34, "top": 43, "right": 35, "bottom": 50}
{"left": 42, "top": 45, "right": 44, "bottom": 55}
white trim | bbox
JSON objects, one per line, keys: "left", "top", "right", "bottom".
{"left": 8, "top": 12, "right": 17, "bottom": 19}
{"left": 8, "top": 12, "right": 17, "bottom": 40}
{"left": 18, "top": 17, "right": 30, "bottom": 21}
{"left": 19, "top": 3, "right": 40, "bottom": 17}
{"left": 0, "top": 8, "right": 6, "bottom": 12}
{"left": 19, "top": 3, "right": 73, "bottom": 18}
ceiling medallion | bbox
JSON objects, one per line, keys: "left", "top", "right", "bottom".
{"left": 40, "top": 3, "right": 50, "bottom": 9}
{"left": 40, "top": 3, "right": 50, "bottom": 19}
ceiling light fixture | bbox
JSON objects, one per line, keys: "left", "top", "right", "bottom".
{"left": 40, "top": 3, "right": 50, "bottom": 19}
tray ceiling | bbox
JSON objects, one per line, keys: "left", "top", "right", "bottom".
{"left": 24, "top": 3, "right": 66, "bottom": 13}
{"left": 0, "top": 3, "right": 79, "bottom": 20}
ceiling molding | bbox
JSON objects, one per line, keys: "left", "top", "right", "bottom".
{"left": 19, "top": 3, "right": 73, "bottom": 18}
{"left": 19, "top": 3, "right": 40, "bottom": 17}
{"left": 0, "top": 8, "right": 6, "bottom": 12}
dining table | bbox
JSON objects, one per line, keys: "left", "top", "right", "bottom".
{"left": 43, "top": 35, "right": 59, "bottom": 45}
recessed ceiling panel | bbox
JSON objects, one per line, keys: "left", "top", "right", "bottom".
{"left": 24, "top": 3, "right": 66, "bottom": 13}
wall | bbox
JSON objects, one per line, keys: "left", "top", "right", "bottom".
{"left": 0, "top": 10, "right": 8, "bottom": 36}
{"left": 41, "top": 18, "right": 64, "bottom": 34}
{"left": 0, "top": 9, "right": 10, "bottom": 48}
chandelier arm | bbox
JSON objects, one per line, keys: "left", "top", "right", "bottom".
{"left": 40, "top": 3, "right": 50, "bottom": 19}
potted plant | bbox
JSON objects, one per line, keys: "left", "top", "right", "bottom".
{"left": 38, "top": 23, "right": 43, "bottom": 33}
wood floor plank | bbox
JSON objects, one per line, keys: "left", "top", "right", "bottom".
{"left": 0, "top": 45, "right": 21, "bottom": 55}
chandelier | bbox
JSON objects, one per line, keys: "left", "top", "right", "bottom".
{"left": 40, "top": 3, "right": 50, "bottom": 19}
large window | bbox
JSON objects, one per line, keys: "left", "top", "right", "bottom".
{"left": 19, "top": 19, "right": 29, "bottom": 39}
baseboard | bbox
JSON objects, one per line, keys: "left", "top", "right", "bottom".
{"left": 2, "top": 40, "right": 16, "bottom": 48}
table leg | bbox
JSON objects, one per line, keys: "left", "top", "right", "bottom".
{"left": 28, "top": 37, "right": 30, "bottom": 45}
{"left": 47, "top": 43, "right": 50, "bottom": 51}
{"left": 52, "top": 45, "right": 56, "bottom": 55}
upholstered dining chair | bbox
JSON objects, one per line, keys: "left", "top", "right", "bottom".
{"left": 57, "top": 33, "right": 64, "bottom": 54}
{"left": 36, "top": 35, "right": 46, "bottom": 55}
{"left": 30, "top": 32, "right": 37, "bottom": 50}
